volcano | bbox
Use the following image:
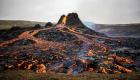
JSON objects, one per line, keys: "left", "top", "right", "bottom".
{"left": 58, "top": 13, "right": 84, "bottom": 26}
{"left": 57, "top": 13, "right": 106, "bottom": 36}
{"left": 0, "top": 13, "right": 140, "bottom": 77}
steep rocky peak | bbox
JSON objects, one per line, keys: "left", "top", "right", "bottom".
{"left": 57, "top": 14, "right": 67, "bottom": 25}
{"left": 57, "top": 13, "right": 84, "bottom": 26}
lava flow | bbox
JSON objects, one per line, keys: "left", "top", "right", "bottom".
{"left": 0, "top": 13, "right": 138, "bottom": 75}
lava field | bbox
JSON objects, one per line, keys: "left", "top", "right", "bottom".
{"left": 0, "top": 24, "right": 139, "bottom": 75}
{"left": 0, "top": 13, "right": 140, "bottom": 75}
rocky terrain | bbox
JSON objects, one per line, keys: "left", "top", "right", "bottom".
{"left": 0, "top": 13, "right": 140, "bottom": 80}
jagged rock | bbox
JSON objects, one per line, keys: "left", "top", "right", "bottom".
{"left": 45, "top": 22, "right": 53, "bottom": 28}
{"left": 34, "top": 24, "right": 42, "bottom": 28}
{"left": 87, "top": 61, "right": 99, "bottom": 69}
{"left": 66, "top": 13, "right": 84, "bottom": 26}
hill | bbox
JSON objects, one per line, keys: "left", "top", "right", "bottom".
{"left": 0, "top": 20, "right": 46, "bottom": 30}
{"left": 84, "top": 22, "right": 140, "bottom": 38}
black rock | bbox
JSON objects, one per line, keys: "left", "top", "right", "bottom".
{"left": 34, "top": 30, "right": 78, "bottom": 42}
{"left": 34, "top": 24, "right": 42, "bottom": 28}
{"left": 10, "top": 26, "right": 21, "bottom": 31}
{"left": 45, "top": 22, "right": 53, "bottom": 28}
{"left": 8, "top": 39, "right": 35, "bottom": 46}
{"left": 0, "top": 64, "right": 5, "bottom": 71}
{"left": 0, "top": 29, "right": 24, "bottom": 42}
{"left": 66, "top": 13, "right": 84, "bottom": 26}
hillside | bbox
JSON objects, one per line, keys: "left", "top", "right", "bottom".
{"left": 0, "top": 20, "right": 46, "bottom": 30}
{"left": 85, "top": 23, "right": 140, "bottom": 38}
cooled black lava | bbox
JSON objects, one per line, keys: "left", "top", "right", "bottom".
{"left": 34, "top": 30, "right": 78, "bottom": 42}
{"left": 8, "top": 39, "right": 35, "bottom": 46}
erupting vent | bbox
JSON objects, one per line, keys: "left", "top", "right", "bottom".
{"left": 62, "top": 15, "right": 67, "bottom": 25}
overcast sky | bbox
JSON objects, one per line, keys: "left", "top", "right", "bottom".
{"left": 0, "top": 0, "right": 140, "bottom": 24}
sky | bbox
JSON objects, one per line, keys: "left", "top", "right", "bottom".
{"left": 0, "top": 0, "right": 140, "bottom": 24}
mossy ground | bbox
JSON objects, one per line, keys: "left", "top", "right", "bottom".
{"left": 0, "top": 70, "right": 140, "bottom": 80}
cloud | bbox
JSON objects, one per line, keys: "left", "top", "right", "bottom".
{"left": 0, "top": 0, "right": 140, "bottom": 24}
{"left": 78, "top": 0, "right": 140, "bottom": 24}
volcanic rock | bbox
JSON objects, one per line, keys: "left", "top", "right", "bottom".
{"left": 36, "top": 64, "right": 46, "bottom": 73}
{"left": 8, "top": 39, "right": 35, "bottom": 46}
{"left": 57, "top": 13, "right": 106, "bottom": 36}
{"left": 57, "top": 13, "right": 85, "bottom": 27}
{"left": 34, "top": 24, "right": 42, "bottom": 28}
{"left": 34, "top": 29, "right": 78, "bottom": 42}
{"left": 66, "top": 13, "right": 84, "bottom": 26}
{"left": 0, "top": 13, "right": 139, "bottom": 75}
{"left": 86, "top": 50, "right": 95, "bottom": 57}
{"left": 10, "top": 26, "right": 21, "bottom": 31}
{"left": 0, "top": 29, "right": 24, "bottom": 42}
{"left": 0, "top": 64, "right": 5, "bottom": 71}
{"left": 45, "top": 22, "right": 53, "bottom": 28}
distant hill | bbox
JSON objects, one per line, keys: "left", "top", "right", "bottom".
{"left": 0, "top": 20, "right": 46, "bottom": 30}
{"left": 84, "top": 22, "right": 140, "bottom": 38}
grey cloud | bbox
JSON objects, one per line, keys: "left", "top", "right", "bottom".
{"left": 0, "top": 0, "right": 140, "bottom": 24}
